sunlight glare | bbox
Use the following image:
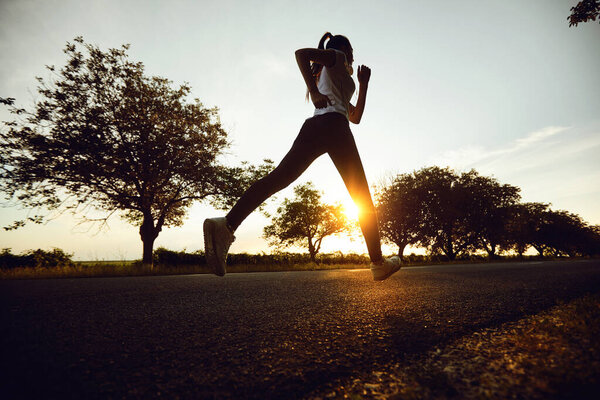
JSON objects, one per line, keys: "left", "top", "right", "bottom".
{"left": 342, "top": 199, "right": 360, "bottom": 221}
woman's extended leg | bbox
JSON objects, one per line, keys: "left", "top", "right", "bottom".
{"left": 327, "top": 129, "right": 383, "bottom": 264}
{"left": 226, "top": 117, "right": 326, "bottom": 230}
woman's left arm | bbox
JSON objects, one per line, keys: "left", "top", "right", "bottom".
{"left": 348, "top": 65, "right": 371, "bottom": 124}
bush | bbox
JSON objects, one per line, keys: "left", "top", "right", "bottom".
{"left": 402, "top": 253, "right": 429, "bottom": 264}
{"left": 151, "top": 248, "right": 370, "bottom": 267}
{"left": 0, "top": 248, "right": 22, "bottom": 269}
{"left": 0, "top": 248, "right": 74, "bottom": 269}
{"left": 153, "top": 247, "right": 205, "bottom": 267}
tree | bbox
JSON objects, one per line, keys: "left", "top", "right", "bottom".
{"left": 460, "top": 171, "right": 521, "bottom": 258}
{"left": 513, "top": 205, "right": 588, "bottom": 258}
{"left": 0, "top": 38, "right": 270, "bottom": 267}
{"left": 537, "top": 209, "right": 589, "bottom": 257}
{"left": 504, "top": 202, "right": 549, "bottom": 258}
{"left": 583, "top": 225, "right": 600, "bottom": 256}
{"left": 263, "top": 182, "right": 350, "bottom": 262}
{"left": 413, "top": 167, "right": 476, "bottom": 260}
{"left": 375, "top": 173, "right": 424, "bottom": 261}
{"left": 568, "top": 0, "right": 600, "bottom": 26}
{"left": 400, "top": 167, "right": 521, "bottom": 260}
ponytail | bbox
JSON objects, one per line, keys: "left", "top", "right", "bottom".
{"left": 306, "top": 32, "right": 332, "bottom": 101}
{"left": 310, "top": 32, "right": 332, "bottom": 77}
{"left": 305, "top": 32, "right": 352, "bottom": 101}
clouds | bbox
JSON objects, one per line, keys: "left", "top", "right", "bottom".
{"left": 430, "top": 126, "right": 570, "bottom": 172}
{"left": 513, "top": 126, "right": 565, "bottom": 148}
{"left": 429, "top": 124, "right": 600, "bottom": 223}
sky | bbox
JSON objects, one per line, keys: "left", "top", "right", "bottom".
{"left": 0, "top": 0, "right": 599, "bottom": 260}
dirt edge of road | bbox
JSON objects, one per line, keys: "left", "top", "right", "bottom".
{"left": 310, "top": 292, "right": 600, "bottom": 400}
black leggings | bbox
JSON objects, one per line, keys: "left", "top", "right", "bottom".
{"left": 226, "top": 112, "right": 383, "bottom": 263}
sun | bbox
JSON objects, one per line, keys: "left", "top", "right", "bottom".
{"left": 342, "top": 198, "right": 360, "bottom": 221}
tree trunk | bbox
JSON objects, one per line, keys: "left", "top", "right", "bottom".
{"left": 397, "top": 242, "right": 407, "bottom": 262}
{"left": 533, "top": 245, "right": 544, "bottom": 258}
{"left": 517, "top": 243, "right": 525, "bottom": 259}
{"left": 486, "top": 243, "right": 496, "bottom": 259}
{"left": 142, "top": 235, "right": 155, "bottom": 268}
{"left": 445, "top": 236, "right": 456, "bottom": 261}
{"left": 140, "top": 213, "right": 158, "bottom": 269}
{"left": 307, "top": 237, "right": 317, "bottom": 263}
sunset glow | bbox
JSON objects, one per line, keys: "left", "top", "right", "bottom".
{"left": 342, "top": 199, "right": 360, "bottom": 221}
{"left": 0, "top": 0, "right": 598, "bottom": 261}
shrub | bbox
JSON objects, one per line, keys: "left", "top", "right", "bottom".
{"left": 153, "top": 247, "right": 205, "bottom": 267}
{"left": 151, "top": 248, "right": 371, "bottom": 267}
{"left": 0, "top": 248, "right": 22, "bottom": 269}
{"left": 0, "top": 248, "right": 74, "bottom": 269}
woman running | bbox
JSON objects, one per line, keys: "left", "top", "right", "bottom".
{"left": 204, "top": 32, "right": 401, "bottom": 281}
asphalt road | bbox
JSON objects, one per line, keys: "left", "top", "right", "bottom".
{"left": 1, "top": 260, "right": 600, "bottom": 399}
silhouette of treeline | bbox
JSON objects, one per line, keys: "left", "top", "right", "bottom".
{"left": 0, "top": 247, "right": 371, "bottom": 269}
{"left": 0, "top": 248, "right": 75, "bottom": 269}
{"left": 3, "top": 245, "right": 581, "bottom": 272}
{"left": 154, "top": 248, "right": 370, "bottom": 267}
{"left": 153, "top": 249, "right": 531, "bottom": 267}
{"left": 376, "top": 166, "right": 600, "bottom": 260}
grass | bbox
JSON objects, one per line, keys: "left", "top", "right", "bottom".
{"left": 310, "top": 293, "right": 600, "bottom": 399}
{"left": 0, "top": 261, "right": 370, "bottom": 280}
{"left": 0, "top": 255, "right": 594, "bottom": 280}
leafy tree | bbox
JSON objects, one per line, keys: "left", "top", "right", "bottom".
{"left": 583, "top": 225, "right": 600, "bottom": 256}
{"left": 461, "top": 171, "right": 521, "bottom": 258}
{"left": 401, "top": 167, "right": 521, "bottom": 260}
{"left": 528, "top": 204, "right": 556, "bottom": 257}
{"left": 568, "top": 0, "right": 600, "bottom": 26}
{"left": 263, "top": 182, "right": 350, "bottom": 262}
{"left": 376, "top": 167, "right": 594, "bottom": 261}
{"left": 504, "top": 202, "right": 549, "bottom": 258}
{"left": 0, "top": 38, "right": 270, "bottom": 267}
{"left": 506, "top": 203, "right": 598, "bottom": 258}
{"left": 514, "top": 205, "right": 589, "bottom": 257}
{"left": 209, "top": 159, "right": 275, "bottom": 210}
{"left": 538, "top": 209, "right": 589, "bottom": 257}
{"left": 413, "top": 167, "right": 475, "bottom": 260}
{"left": 375, "top": 173, "right": 424, "bottom": 260}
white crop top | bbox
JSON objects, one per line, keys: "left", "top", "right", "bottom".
{"left": 313, "top": 49, "right": 356, "bottom": 120}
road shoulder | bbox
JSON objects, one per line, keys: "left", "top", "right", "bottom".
{"left": 310, "top": 292, "right": 600, "bottom": 399}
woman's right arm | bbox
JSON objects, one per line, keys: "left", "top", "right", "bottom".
{"left": 295, "top": 48, "right": 336, "bottom": 108}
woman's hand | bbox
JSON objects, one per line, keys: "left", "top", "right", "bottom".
{"left": 349, "top": 65, "right": 371, "bottom": 124}
{"left": 357, "top": 65, "right": 371, "bottom": 86}
{"left": 310, "top": 90, "right": 332, "bottom": 109}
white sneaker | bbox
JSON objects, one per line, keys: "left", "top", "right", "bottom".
{"left": 371, "top": 256, "right": 401, "bottom": 281}
{"left": 203, "top": 217, "right": 235, "bottom": 276}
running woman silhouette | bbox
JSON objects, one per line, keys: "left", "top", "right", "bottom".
{"left": 204, "top": 32, "right": 401, "bottom": 281}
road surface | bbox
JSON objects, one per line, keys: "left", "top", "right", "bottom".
{"left": 1, "top": 260, "right": 599, "bottom": 399}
